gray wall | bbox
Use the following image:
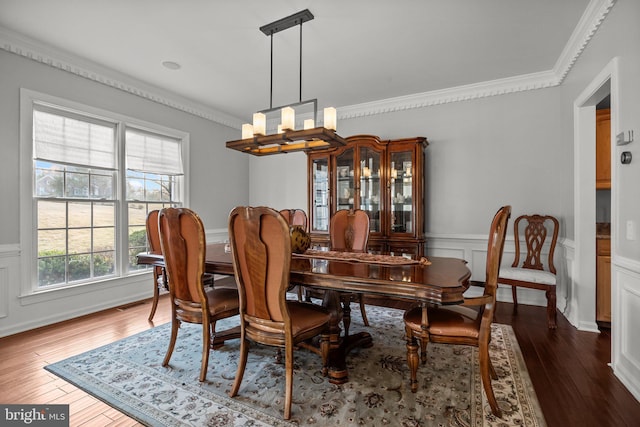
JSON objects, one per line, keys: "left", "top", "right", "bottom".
{"left": 0, "top": 49, "right": 250, "bottom": 335}
{"left": 249, "top": 0, "right": 640, "bottom": 264}
{"left": 250, "top": 79, "right": 571, "bottom": 239}
{"left": 0, "top": 49, "right": 250, "bottom": 240}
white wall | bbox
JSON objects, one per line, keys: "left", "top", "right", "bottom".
{"left": 0, "top": 50, "right": 250, "bottom": 336}
{"left": 557, "top": 0, "right": 640, "bottom": 400}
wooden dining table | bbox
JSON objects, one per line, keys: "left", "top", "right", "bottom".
{"left": 137, "top": 243, "right": 471, "bottom": 384}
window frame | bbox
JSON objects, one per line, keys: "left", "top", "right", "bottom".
{"left": 20, "top": 89, "right": 190, "bottom": 300}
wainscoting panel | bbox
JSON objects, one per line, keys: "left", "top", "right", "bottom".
{"left": 206, "top": 228, "right": 228, "bottom": 245}
{"left": 427, "top": 233, "right": 574, "bottom": 319}
{"left": 0, "top": 245, "right": 20, "bottom": 319}
{"left": 615, "top": 260, "right": 640, "bottom": 401}
{"left": 0, "top": 266, "right": 8, "bottom": 319}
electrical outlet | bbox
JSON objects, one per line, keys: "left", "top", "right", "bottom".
{"left": 626, "top": 220, "right": 636, "bottom": 240}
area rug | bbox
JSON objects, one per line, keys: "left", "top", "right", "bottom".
{"left": 45, "top": 305, "right": 546, "bottom": 426}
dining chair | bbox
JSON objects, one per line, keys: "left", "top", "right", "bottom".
{"left": 145, "top": 210, "right": 166, "bottom": 321}
{"left": 146, "top": 209, "right": 214, "bottom": 321}
{"left": 498, "top": 214, "right": 560, "bottom": 328}
{"left": 279, "top": 208, "right": 308, "bottom": 231}
{"left": 403, "top": 205, "right": 511, "bottom": 418}
{"left": 330, "top": 209, "right": 371, "bottom": 335}
{"left": 228, "top": 206, "right": 330, "bottom": 420}
{"left": 158, "top": 207, "right": 240, "bottom": 382}
{"left": 279, "top": 208, "right": 308, "bottom": 301}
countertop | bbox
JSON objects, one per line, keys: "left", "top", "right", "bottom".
{"left": 597, "top": 222, "right": 611, "bottom": 239}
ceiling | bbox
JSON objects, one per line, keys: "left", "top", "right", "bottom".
{"left": 0, "top": 0, "right": 592, "bottom": 124}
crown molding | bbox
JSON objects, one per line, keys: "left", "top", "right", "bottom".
{"left": 338, "top": 69, "right": 560, "bottom": 119}
{"left": 553, "top": 0, "right": 616, "bottom": 83}
{"left": 0, "top": 27, "right": 244, "bottom": 129}
{"left": 339, "top": 0, "right": 615, "bottom": 120}
{"left": 0, "top": 0, "right": 615, "bottom": 127}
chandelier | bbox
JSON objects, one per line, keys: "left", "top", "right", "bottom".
{"left": 226, "top": 9, "right": 346, "bottom": 156}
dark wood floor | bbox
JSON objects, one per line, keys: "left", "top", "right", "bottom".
{"left": 0, "top": 294, "right": 638, "bottom": 426}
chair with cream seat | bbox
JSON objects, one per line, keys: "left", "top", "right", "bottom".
{"left": 403, "top": 205, "right": 511, "bottom": 418}
{"left": 228, "top": 206, "right": 330, "bottom": 420}
{"left": 498, "top": 214, "right": 560, "bottom": 329}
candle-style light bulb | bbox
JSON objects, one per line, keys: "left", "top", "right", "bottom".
{"left": 253, "top": 113, "right": 266, "bottom": 136}
{"left": 281, "top": 107, "right": 295, "bottom": 130}
{"left": 324, "top": 107, "right": 337, "bottom": 131}
{"left": 241, "top": 124, "right": 254, "bottom": 139}
{"left": 304, "top": 119, "right": 315, "bottom": 130}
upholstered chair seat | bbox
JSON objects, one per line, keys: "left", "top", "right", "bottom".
{"left": 499, "top": 267, "right": 556, "bottom": 285}
{"left": 498, "top": 214, "right": 560, "bottom": 329}
{"left": 405, "top": 305, "right": 481, "bottom": 339}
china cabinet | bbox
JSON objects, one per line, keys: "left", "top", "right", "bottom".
{"left": 307, "top": 134, "right": 428, "bottom": 255}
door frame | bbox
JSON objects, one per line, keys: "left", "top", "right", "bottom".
{"left": 573, "top": 57, "right": 619, "bottom": 336}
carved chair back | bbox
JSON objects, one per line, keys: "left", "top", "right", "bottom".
{"left": 512, "top": 214, "right": 559, "bottom": 274}
{"left": 330, "top": 209, "right": 370, "bottom": 253}
{"left": 279, "top": 208, "right": 308, "bottom": 232}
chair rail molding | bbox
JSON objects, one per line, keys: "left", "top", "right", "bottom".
{"left": 427, "top": 233, "right": 575, "bottom": 326}
{"left": 206, "top": 228, "right": 229, "bottom": 244}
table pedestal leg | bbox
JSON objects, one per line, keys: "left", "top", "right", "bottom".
{"left": 211, "top": 326, "right": 241, "bottom": 349}
{"left": 322, "top": 290, "right": 373, "bottom": 384}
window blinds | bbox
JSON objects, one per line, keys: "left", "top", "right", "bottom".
{"left": 125, "top": 129, "right": 184, "bottom": 176}
{"left": 33, "top": 109, "right": 116, "bottom": 170}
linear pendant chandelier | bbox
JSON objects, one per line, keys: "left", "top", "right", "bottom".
{"left": 226, "top": 9, "right": 346, "bottom": 156}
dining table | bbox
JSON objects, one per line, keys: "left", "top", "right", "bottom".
{"left": 137, "top": 243, "right": 471, "bottom": 384}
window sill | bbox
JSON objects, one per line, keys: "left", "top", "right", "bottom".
{"left": 19, "top": 272, "right": 150, "bottom": 306}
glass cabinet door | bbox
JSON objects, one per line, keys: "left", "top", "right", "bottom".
{"left": 311, "top": 156, "right": 329, "bottom": 232}
{"left": 335, "top": 148, "right": 355, "bottom": 212}
{"left": 389, "top": 150, "right": 414, "bottom": 234}
{"left": 358, "top": 146, "right": 382, "bottom": 233}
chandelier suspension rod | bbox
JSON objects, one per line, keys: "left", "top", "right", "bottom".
{"left": 299, "top": 22, "right": 303, "bottom": 103}
{"left": 269, "top": 33, "right": 273, "bottom": 109}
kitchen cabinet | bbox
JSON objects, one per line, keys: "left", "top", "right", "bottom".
{"left": 596, "top": 109, "right": 611, "bottom": 190}
{"left": 596, "top": 236, "right": 611, "bottom": 323}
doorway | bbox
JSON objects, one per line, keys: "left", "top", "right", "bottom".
{"left": 573, "top": 57, "right": 618, "bottom": 339}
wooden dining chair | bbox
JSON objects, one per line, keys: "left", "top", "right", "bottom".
{"left": 304, "top": 209, "right": 371, "bottom": 336}
{"left": 146, "top": 209, "right": 214, "bottom": 321}
{"left": 279, "top": 208, "right": 308, "bottom": 231}
{"left": 228, "top": 206, "right": 330, "bottom": 420}
{"left": 145, "top": 210, "right": 166, "bottom": 321}
{"left": 279, "top": 208, "right": 308, "bottom": 301}
{"left": 403, "top": 205, "right": 511, "bottom": 418}
{"left": 331, "top": 209, "right": 370, "bottom": 334}
{"left": 158, "top": 207, "right": 240, "bottom": 382}
{"left": 498, "top": 214, "right": 560, "bottom": 329}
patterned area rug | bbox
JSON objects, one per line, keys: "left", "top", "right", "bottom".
{"left": 45, "top": 305, "right": 546, "bottom": 426}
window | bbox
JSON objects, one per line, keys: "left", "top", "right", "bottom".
{"left": 22, "top": 90, "right": 187, "bottom": 292}
{"left": 125, "top": 129, "right": 184, "bottom": 273}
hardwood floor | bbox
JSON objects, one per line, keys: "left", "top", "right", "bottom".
{"left": 0, "top": 294, "right": 638, "bottom": 426}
